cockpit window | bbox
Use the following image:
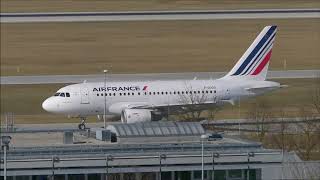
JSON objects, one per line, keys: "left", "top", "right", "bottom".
{"left": 66, "top": 93, "right": 70, "bottom": 97}
{"left": 60, "top": 93, "right": 65, "bottom": 97}
{"left": 54, "top": 93, "right": 60, "bottom": 96}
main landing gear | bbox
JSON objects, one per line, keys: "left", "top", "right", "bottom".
{"left": 78, "top": 117, "right": 86, "bottom": 130}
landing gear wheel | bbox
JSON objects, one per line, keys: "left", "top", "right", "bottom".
{"left": 78, "top": 117, "right": 87, "bottom": 130}
{"left": 78, "top": 123, "right": 86, "bottom": 130}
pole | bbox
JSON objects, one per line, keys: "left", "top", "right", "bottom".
{"left": 4, "top": 146, "right": 7, "bottom": 180}
{"left": 247, "top": 155, "right": 250, "bottom": 180}
{"left": 212, "top": 153, "right": 214, "bottom": 180}
{"left": 52, "top": 156, "right": 55, "bottom": 180}
{"left": 281, "top": 150, "right": 284, "bottom": 180}
{"left": 106, "top": 155, "right": 109, "bottom": 180}
{"left": 5, "top": 113, "right": 8, "bottom": 131}
{"left": 159, "top": 154, "right": 162, "bottom": 180}
{"left": 104, "top": 70, "right": 107, "bottom": 129}
{"left": 202, "top": 140, "right": 204, "bottom": 180}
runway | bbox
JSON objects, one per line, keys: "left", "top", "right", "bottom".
{"left": 1, "top": 70, "right": 319, "bottom": 85}
{"left": 1, "top": 8, "right": 319, "bottom": 23}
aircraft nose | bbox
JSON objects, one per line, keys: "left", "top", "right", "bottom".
{"left": 42, "top": 98, "right": 57, "bottom": 113}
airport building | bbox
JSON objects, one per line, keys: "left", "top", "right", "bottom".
{"left": 0, "top": 122, "right": 316, "bottom": 180}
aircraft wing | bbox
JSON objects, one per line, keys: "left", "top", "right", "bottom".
{"left": 155, "top": 101, "right": 219, "bottom": 114}
{"left": 245, "top": 84, "right": 286, "bottom": 94}
{"left": 110, "top": 101, "right": 218, "bottom": 115}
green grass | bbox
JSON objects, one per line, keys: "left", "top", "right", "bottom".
{"left": 1, "top": 19, "right": 319, "bottom": 76}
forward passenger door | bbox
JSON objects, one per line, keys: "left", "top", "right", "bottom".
{"left": 80, "top": 85, "right": 90, "bottom": 104}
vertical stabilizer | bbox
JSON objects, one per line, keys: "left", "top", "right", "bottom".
{"left": 223, "top": 26, "right": 277, "bottom": 81}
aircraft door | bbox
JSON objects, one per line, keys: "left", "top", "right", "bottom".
{"left": 80, "top": 85, "right": 90, "bottom": 104}
{"left": 225, "top": 88, "right": 231, "bottom": 100}
{"left": 213, "top": 89, "right": 218, "bottom": 103}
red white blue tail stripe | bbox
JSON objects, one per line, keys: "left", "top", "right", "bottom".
{"left": 230, "top": 26, "right": 277, "bottom": 77}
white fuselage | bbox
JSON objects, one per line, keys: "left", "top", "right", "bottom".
{"left": 42, "top": 78, "right": 280, "bottom": 117}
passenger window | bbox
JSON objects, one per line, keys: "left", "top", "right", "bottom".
{"left": 198, "top": 91, "right": 201, "bottom": 94}
{"left": 214, "top": 90, "right": 217, "bottom": 93}
{"left": 210, "top": 91, "right": 212, "bottom": 93}
{"left": 161, "top": 92, "right": 164, "bottom": 95}
{"left": 109, "top": 93, "right": 112, "bottom": 96}
{"left": 113, "top": 93, "right": 116, "bottom": 96}
{"left": 60, "top": 93, "right": 65, "bottom": 97}
{"left": 97, "top": 94, "right": 99, "bottom": 96}
{"left": 120, "top": 93, "right": 122, "bottom": 96}
{"left": 66, "top": 93, "right": 70, "bottom": 97}
{"left": 206, "top": 91, "right": 209, "bottom": 93}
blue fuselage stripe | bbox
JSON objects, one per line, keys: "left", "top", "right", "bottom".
{"left": 232, "top": 26, "right": 276, "bottom": 75}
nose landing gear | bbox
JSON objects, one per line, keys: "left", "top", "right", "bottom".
{"left": 78, "top": 117, "right": 86, "bottom": 130}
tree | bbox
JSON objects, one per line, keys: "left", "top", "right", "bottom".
{"left": 207, "top": 104, "right": 222, "bottom": 121}
{"left": 246, "top": 99, "right": 273, "bottom": 141}
{"left": 270, "top": 108, "right": 290, "bottom": 152}
{"left": 177, "top": 84, "right": 209, "bottom": 121}
{"left": 311, "top": 74, "right": 320, "bottom": 115}
{"left": 290, "top": 107, "right": 320, "bottom": 160}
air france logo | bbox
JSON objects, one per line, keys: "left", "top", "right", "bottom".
{"left": 93, "top": 86, "right": 141, "bottom": 92}
{"left": 93, "top": 86, "right": 149, "bottom": 92}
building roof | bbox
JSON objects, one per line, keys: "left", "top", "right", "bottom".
{"left": 107, "top": 121, "right": 205, "bottom": 137}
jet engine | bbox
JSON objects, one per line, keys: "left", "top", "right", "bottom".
{"left": 121, "top": 109, "right": 162, "bottom": 123}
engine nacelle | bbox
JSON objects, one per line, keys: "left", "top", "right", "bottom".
{"left": 121, "top": 109, "right": 162, "bottom": 123}
{"left": 97, "top": 114, "right": 119, "bottom": 121}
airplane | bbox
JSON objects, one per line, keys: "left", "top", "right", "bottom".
{"left": 42, "top": 25, "right": 282, "bottom": 130}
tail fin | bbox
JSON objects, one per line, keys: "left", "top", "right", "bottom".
{"left": 223, "top": 25, "right": 277, "bottom": 81}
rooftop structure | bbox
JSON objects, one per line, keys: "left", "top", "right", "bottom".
{"left": 1, "top": 121, "right": 319, "bottom": 180}
{"left": 107, "top": 121, "right": 205, "bottom": 143}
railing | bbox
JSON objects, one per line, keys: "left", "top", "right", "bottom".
{"left": 4, "top": 142, "right": 263, "bottom": 160}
